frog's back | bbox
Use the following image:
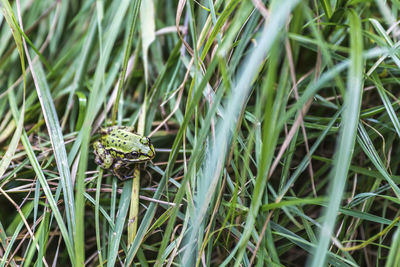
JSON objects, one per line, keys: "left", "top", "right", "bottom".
{"left": 103, "top": 130, "right": 135, "bottom": 151}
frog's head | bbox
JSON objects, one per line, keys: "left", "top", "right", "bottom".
{"left": 127, "top": 137, "right": 155, "bottom": 162}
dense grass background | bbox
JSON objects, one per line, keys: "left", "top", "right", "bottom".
{"left": 1, "top": 0, "right": 400, "bottom": 266}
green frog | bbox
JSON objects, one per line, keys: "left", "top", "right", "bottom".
{"left": 93, "top": 126, "right": 155, "bottom": 180}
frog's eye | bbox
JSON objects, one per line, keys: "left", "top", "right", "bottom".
{"left": 127, "top": 152, "right": 139, "bottom": 159}
{"left": 141, "top": 137, "right": 149, "bottom": 145}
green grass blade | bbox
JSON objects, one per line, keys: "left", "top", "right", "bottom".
{"left": 0, "top": 0, "right": 25, "bottom": 181}
{"left": 112, "top": 0, "right": 141, "bottom": 124}
{"left": 107, "top": 180, "right": 133, "bottom": 267}
{"left": 140, "top": 0, "right": 154, "bottom": 86}
{"left": 69, "top": 0, "right": 131, "bottom": 159}
{"left": 371, "top": 75, "right": 400, "bottom": 138}
{"left": 74, "top": 128, "right": 89, "bottom": 265}
{"left": 357, "top": 124, "right": 400, "bottom": 198}
{"left": 385, "top": 228, "right": 400, "bottom": 267}
{"left": 8, "top": 91, "right": 75, "bottom": 264}
{"left": 310, "top": 9, "right": 364, "bottom": 267}
{"left": 95, "top": 170, "right": 104, "bottom": 267}
{"left": 30, "top": 59, "right": 75, "bottom": 246}
{"left": 214, "top": 1, "right": 300, "bottom": 266}
{"left": 319, "top": 0, "right": 333, "bottom": 18}
{"left": 3, "top": 1, "right": 400, "bottom": 265}
{"left": 0, "top": 97, "right": 24, "bottom": 179}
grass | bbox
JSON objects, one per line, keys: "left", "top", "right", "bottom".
{"left": 1, "top": 0, "right": 400, "bottom": 266}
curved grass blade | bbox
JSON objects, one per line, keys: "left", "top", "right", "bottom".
{"left": 72, "top": 1, "right": 132, "bottom": 264}
{"left": 214, "top": 1, "right": 300, "bottom": 266}
{"left": 8, "top": 91, "right": 75, "bottom": 264}
{"left": 74, "top": 91, "right": 87, "bottom": 131}
{"left": 124, "top": 44, "right": 220, "bottom": 267}
{"left": 357, "top": 124, "right": 400, "bottom": 199}
{"left": 271, "top": 222, "right": 358, "bottom": 267}
{"left": 309, "top": 9, "right": 364, "bottom": 267}
{"left": 371, "top": 75, "right": 400, "bottom": 138}
{"left": 29, "top": 59, "right": 75, "bottom": 248}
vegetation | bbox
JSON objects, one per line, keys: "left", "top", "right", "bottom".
{"left": 1, "top": 0, "right": 400, "bottom": 266}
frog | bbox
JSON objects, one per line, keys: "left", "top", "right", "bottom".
{"left": 93, "top": 126, "right": 155, "bottom": 180}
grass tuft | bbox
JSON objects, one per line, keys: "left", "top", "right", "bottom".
{"left": 1, "top": 1, "right": 400, "bottom": 266}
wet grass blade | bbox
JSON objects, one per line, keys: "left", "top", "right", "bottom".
{"left": 29, "top": 59, "right": 75, "bottom": 250}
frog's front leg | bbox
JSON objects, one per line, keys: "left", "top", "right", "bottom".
{"left": 112, "top": 160, "right": 133, "bottom": 180}
{"left": 93, "top": 140, "right": 114, "bottom": 170}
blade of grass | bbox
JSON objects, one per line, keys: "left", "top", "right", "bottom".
{"left": 340, "top": 216, "right": 400, "bottom": 252}
{"left": 14, "top": 1, "right": 76, "bottom": 255}
{"left": 139, "top": 0, "right": 154, "bottom": 86}
{"left": 385, "top": 228, "right": 400, "bottom": 267}
{"left": 357, "top": 124, "right": 400, "bottom": 198}
{"left": 282, "top": 46, "right": 384, "bottom": 127}
{"left": 277, "top": 110, "right": 342, "bottom": 199}
{"left": 309, "top": 9, "right": 364, "bottom": 267}
{"left": 216, "top": 1, "right": 300, "bottom": 266}
{"left": 71, "top": 0, "right": 132, "bottom": 264}
{"left": 74, "top": 125, "right": 89, "bottom": 265}
{"left": 95, "top": 169, "right": 104, "bottom": 267}
{"left": 63, "top": 20, "right": 96, "bottom": 130}
{"left": 8, "top": 91, "right": 75, "bottom": 264}
{"left": 107, "top": 180, "right": 133, "bottom": 267}
{"left": 111, "top": 0, "right": 141, "bottom": 124}
{"left": 371, "top": 75, "right": 400, "bottom": 138}
{"left": 0, "top": 0, "right": 25, "bottom": 182}
{"left": 69, "top": 0, "right": 131, "bottom": 160}
{"left": 125, "top": 47, "right": 219, "bottom": 267}
{"left": 271, "top": 222, "right": 358, "bottom": 267}
{"left": 30, "top": 58, "right": 76, "bottom": 250}
{"left": 319, "top": 0, "right": 333, "bottom": 19}
{"left": 0, "top": 217, "right": 25, "bottom": 267}
{"left": 23, "top": 211, "right": 50, "bottom": 267}
{"left": 153, "top": 60, "right": 221, "bottom": 265}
